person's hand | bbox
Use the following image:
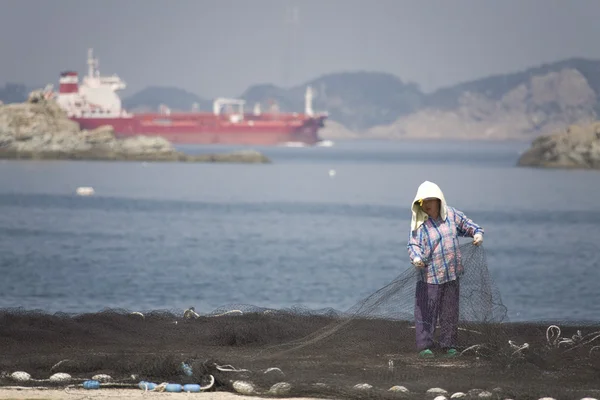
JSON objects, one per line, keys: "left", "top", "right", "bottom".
{"left": 473, "top": 233, "right": 483, "bottom": 246}
{"left": 412, "top": 257, "right": 425, "bottom": 268}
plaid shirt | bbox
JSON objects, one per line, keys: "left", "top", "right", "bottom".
{"left": 407, "top": 206, "right": 483, "bottom": 284}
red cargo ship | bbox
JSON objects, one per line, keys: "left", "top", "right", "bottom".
{"left": 50, "top": 49, "right": 328, "bottom": 146}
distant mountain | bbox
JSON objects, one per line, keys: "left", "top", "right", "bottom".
{"left": 241, "top": 72, "right": 424, "bottom": 132}
{"left": 371, "top": 58, "right": 600, "bottom": 140}
{"left": 122, "top": 86, "right": 211, "bottom": 113}
{"left": 240, "top": 83, "right": 297, "bottom": 112}
{"left": 240, "top": 59, "right": 600, "bottom": 140}
{"left": 5, "top": 57, "right": 600, "bottom": 141}
{"left": 426, "top": 58, "right": 600, "bottom": 112}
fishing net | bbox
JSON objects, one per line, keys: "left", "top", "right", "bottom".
{"left": 1, "top": 243, "right": 599, "bottom": 399}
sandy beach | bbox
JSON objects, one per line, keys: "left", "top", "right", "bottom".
{"left": 0, "top": 388, "right": 324, "bottom": 400}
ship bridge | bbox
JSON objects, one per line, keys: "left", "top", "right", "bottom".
{"left": 82, "top": 49, "right": 126, "bottom": 91}
{"left": 213, "top": 98, "right": 246, "bottom": 122}
{"left": 54, "top": 48, "right": 128, "bottom": 117}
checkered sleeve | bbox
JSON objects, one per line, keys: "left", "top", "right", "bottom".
{"left": 407, "top": 228, "right": 424, "bottom": 262}
{"left": 452, "top": 207, "right": 483, "bottom": 238}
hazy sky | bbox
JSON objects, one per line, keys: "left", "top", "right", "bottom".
{"left": 2, "top": 0, "right": 600, "bottom": 98}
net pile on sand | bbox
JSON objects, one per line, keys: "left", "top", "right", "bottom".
{"left": 1, "top": 244, "right": 599, "bottom": 399}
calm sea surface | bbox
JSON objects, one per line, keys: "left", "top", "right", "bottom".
{"left": 1, "top": 140, "right": 599, "bottom": 323}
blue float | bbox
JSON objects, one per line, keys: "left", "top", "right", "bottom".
{"left": 83, "top": 380, "right": 100, "bottom": 389}
{"left": 183, "top": 384, "right": 201, "bottom": 392}
{"left": 138, "top": 381, "right": 157, "bottom": 390}
{"left": 165, "top": 383, "right": 182, "bottom": 392}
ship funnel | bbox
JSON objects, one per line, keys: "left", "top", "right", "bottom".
{"left": 305, "top": 86, "right": 314, "bottom": 116}
{"left": 59, "top": 71, "right": 79, "bottom": 94}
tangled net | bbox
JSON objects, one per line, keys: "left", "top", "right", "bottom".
{"left": 1, "top": 244, "right": 599, "bottom": 399}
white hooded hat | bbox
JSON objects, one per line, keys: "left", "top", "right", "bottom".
{"left": 410, "top": 180, "right": 447, "bottom": 231}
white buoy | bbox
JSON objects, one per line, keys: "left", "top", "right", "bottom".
{"left": 76, "top": 187, "right": 94, "bottom": 196}
{"left": 428, "top": 388, "right": 449, "bottom": 395}
{"left": 10, "top": 371, "right": 31, "bottom": 382}
{"left": 269, "top": 382, "right": 291, "bottom": 395}
{"left": 92, "top": 374, "right": 112, "bottom": 382}
{"left": 389, "top": 385, "right": 409, "bottom": 393}
{"left": 232, "top": 381, "right": 255, "bottom": 395}
{"left": 49, "top": 372, "right": 71, "bottom": 382}
{"left": 353, "top": 383, "right": 372, "bottom": 390}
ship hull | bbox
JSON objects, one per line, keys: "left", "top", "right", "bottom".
{"left": 71, "top": 113, "right": 326, "bottom": 146}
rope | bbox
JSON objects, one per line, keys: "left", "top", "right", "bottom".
{"left": 216, "top": 364, "right": 249, "bottom": 372}
{"left": 1, "top": 386, "right": 51, "bottom": 390}
{"left": 508, "top": 340, "right": 529, "bottom": 356}
{"left": 209, "top": 310, "right": 243, "bottom": 317}
{"left": 546, "top": 324, "right": 600, "bottom": 353}
{"left": 460, "top": 344, "right": 486, "bottom": 356}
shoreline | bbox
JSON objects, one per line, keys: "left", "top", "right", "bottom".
{"left": 0, "top": 148, "right": 271, "bottom": 163}
{"left": 0, "top": 388, "right": 326, "bottom": 400}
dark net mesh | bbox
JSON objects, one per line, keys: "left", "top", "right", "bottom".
{"left": 1, "top": 243, "right": 599, "bottom": 399}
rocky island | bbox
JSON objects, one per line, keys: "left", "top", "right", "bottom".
{"left": 517, "top": 121, "right": 600, "bottom": 170}
{"left": 0, "top": 91, "right": 270, "bottom": 163}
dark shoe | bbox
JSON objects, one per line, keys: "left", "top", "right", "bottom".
{"left": 418, "top": 349, "right": 434, "bottom": 358}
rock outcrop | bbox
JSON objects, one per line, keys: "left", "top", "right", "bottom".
{"left": 367, "top": 68, "right": 598, "bottom": 141}
{"left": 319, "top": 120, "right": 360, "bottom": 140}
{"left": 0, "top": 91, "right": 270, "bottom": 163}
{"left": 517, "top": 121, "right": 600, "bottom": 169}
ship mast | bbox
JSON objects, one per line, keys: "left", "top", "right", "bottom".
{"left": 87, "top": 48, "right": 98, "bottom": 78}
{"left": 305, "top": 86, "right": 314, "bottom": 116}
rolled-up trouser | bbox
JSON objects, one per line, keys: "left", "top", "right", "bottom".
{"left": 414, "top": 278, "right": 460, "bottom": 351}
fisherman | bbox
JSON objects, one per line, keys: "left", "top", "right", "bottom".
{"left": 407, "top": 181, "right": 484, "bottom": 358}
